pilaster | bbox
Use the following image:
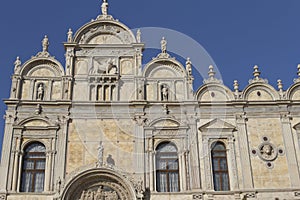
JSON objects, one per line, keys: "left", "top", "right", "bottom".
{"left": 280, "top": 113, "right": 300, "bottom": 187}
{"left": 0, "top": 113, "right": 15, "bottom": 193}
{"left": 235, "top": 113, "right": 253, "bottom": 189}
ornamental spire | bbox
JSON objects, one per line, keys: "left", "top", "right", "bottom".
{"left": 253, "top": 65, "right": 261, "bottom": 80}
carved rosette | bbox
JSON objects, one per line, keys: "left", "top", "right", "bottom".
{"left": 251, "top": 136, "right": 284, "bottom": 168}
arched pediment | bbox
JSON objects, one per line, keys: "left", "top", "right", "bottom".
{"left": 17, "top": 117, "right": 53, "bottom": 127}
{"left": 149, "top": 118, "right": 181, "bottom": 128}
{"left": 143, "top": 59, "right": 187, "bottom": 78}
{"left": 73, "top": 20, "right": 136, "bottom": 45}
{"left": 286, "top": 82, "right": 300, "bottom": 100}
{"left": 196, "top": 83, "right": 234, "bottom": 102}
{"left": 20, "top": 57, "right": 64, "bottom": 77}
{"left": 242, "top": 82, "right": 279, "bottom": 101}
{"left": 61, "top": 168, "right": 136, "bottom": 200}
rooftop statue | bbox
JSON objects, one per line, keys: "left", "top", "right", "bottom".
{"left": 101, "top": 0, "right": 108, "bottom": 16}
{"left": 161, "top": 37, "right": 167, "bottom": 54}
{"left": 42, "top": 35, "right": 49, "bottom": 52}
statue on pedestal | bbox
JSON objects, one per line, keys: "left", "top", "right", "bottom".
{"left": 14, "top": 56, "right": 21, "bottom": 73}
{"left": 42, "top": 35, "right": 49, "bottom": 52}
{"left": 161, "top": 37, "right": 167, "bottom": 54}
{"left": 101, "top": 0, "right": 108, "bottom": 16}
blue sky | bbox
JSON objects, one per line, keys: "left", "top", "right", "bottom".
{"left": 0, "top": 0, "right": 300, "bottom": 155}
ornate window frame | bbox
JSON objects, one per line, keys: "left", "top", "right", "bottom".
{"left": 155, "top": 142, "right": 180, "bottom": 192}
{"left": 144, "top": 118, "right": 189, "bottom": 192}
{"left": 20, "top": 142, "right": 46, "bottom": 192}
{"left": 199, "top": 119, "right": 238, "bottom": 191}
{"left": 10, "top": 117, "right": 60, "bottom": 193}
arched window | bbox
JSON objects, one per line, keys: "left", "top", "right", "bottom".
{"left": 211, "top": 142, "right": 230, "bottom": 191}
{"left": 156, "top": 142, "right": 179, "bottom": 192}
{"left": 21, "top": 142, "right": 46, "bottom": 192}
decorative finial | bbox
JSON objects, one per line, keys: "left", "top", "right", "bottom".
{"left": 161, "top": 37, "right": 167, "bottom": 54}
{"left": 208, "top": 65, "right": 216, "bottom": 79}
{"left": 136, "top": 29, "right": 141, "bottom": 43}
{"left": 67, "top": 28, "right": 73, "bottom": 43}
{"left": 233, "top": 80, "right": 239, "bottom": 92}
{"left": 101, "top": 0, "right": 108, "bottom": 16}
{"left": 277, "top": 79, "right": 284, "bottom": 99}
{"left": 14, "top": 56, "right": 22, "bottom": 73}
{"left": 42, "top": 35, "right": 49, "bottom": 52}
{"left": 277, "top": 79, "right": 283, "bottom": 91}
{"left": 253, "top": 65, "right": 261, "bottom": 80}
{"left": 233, "top": 80, "right": 239, "bottom": 99}
{"left": 186, "top": 57, "right": 192, "bottom": 76}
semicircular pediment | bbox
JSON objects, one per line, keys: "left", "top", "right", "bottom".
{"left": 20, "top": 58, "right": 64, "bottom": 77}
{"left": 73, "top": 21, "right": 136, "bottom": 45}
{"left": 144, "top": 60, "right": 186, "bottom": 78}
{"left": 61, "top": 168, "right": 136, "bottom": 200}
{"left": 242, "top": 83, "right": 279, "bottom": 101}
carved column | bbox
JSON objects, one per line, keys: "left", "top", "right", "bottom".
{"left": 16, "top": 77, "right": 22, "bottom": 99}
{"left": 188, "top": 119, "right": 201, "bottom": 189}
{"left": 48, "top": 79, "right": 54, "bottom": 100}
{"left": 184, "top": 150, "right": 191, "bottom": 191}
{"left": 16, "top": 152, "right": 23, "bottom": 192}
{"left": 30, "top": 79, "right": 36, "bottom": 99}
{"left": 281, "top": 113, "right": 300, "bottom": 187}
{"left": 228, "top": 137, "right": 239, "bottom": 190}
{"left": 11, "top": 137, "right": 21, "bottom": 192}
{"left": 153, "top": 151, "right": 157, "bottom": 192}
{"left": 45, "top": 151, "right": 51, "bottom": 191}
{"left": 202, "top": 138, "right": 212, "bottom": 190}
{"left": 54, "top": 117, "right": 68, "bottom": 181}
{"left": 179, "top": 150, "right": 187, "bottom": 191}
{"left": 10, "top": 76, "right": 18, "bottom": 99}
{"left": 235, "top": 113, "right": 253, "bottom": 189}
{"left": 172, "top": 80, "right": 176, "bottom": 101}
{"left": 133, "top": 115, "right": 146, "bottom": 174}
{"left": 0, "top": 114, "right": 15, "bottom": 193}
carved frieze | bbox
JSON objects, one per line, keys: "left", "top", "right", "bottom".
{"left": 79, "top": 185, "right": 119, "bottom": 200}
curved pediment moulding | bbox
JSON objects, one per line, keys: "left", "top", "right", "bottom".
{"left": 14, "top": 116, "right": 60, "bottom": 129}
{"left": 240, "top": 65, "right": 279, "bottom": 101}
{"left": 148, "top": 117, "right": 182, "bottom": 128}
{"left": 20, "top": 58, "right": 65, "bottom": 77}
{"left": 196, "top": 83, "right": 234, "bottom": 102}
{"left": 73, "top": 20, "right": 137, "bottom": 45}
{"left": 59, "top": 166, "right": 136, "bottom": 200}
{"left": 195, "top": 65, "right": 234, "bottom": 102}
{"left": 143, "top": 59, "right": 187, "bottom": 78}
{"left": 14, "top": 36, "right": 65, "bottom": 77}
{"left": 241, "top": 82, "right": 279, "bottom": 101}
{"left": 17, "top": 116, "right": 51, "bottom": 126}
{"left": 286, "top": 82, "right": 300, "bottom": 101}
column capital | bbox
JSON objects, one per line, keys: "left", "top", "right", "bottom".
{"left": 280, "top": 112, "right": 292, "bottom": 123}
{"left": 235, "top": 112, "right": 248, "bottom": 123}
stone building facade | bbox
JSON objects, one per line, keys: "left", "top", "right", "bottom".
{"left": 1, "top": 1, "right": 300, "bottom": 200}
